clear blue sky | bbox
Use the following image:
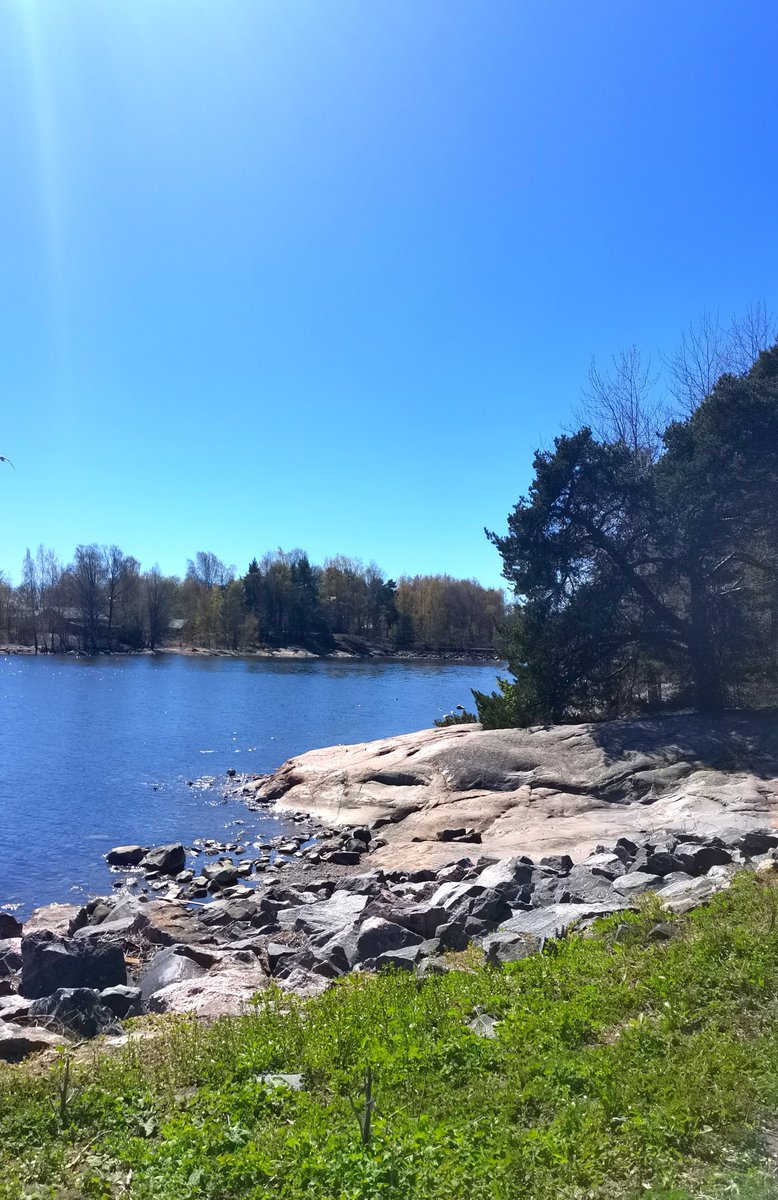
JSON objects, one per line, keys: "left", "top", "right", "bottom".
{"left": 1, "top": 1, "right": 776, "bottom": 588}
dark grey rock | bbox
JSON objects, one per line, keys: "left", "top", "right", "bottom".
{"left": 100, "top": 985, "right": 142, "bottom": 1019}
{"left": 611, "top": 871, "right": 662, "bottom": 896}
{"left": 290, "top": 891, "right": 370, "bottom": 945}
{"left": 674, "top": 843, "right": 733, "bottom": 875}
{"left": 325, "top": 917, "right": 423, "bottom": 968}
{"left": 29, "top": 988, "right": 119, "bottom": 1038}
{"left": 332, "top": 871, "right": 386, "bottom": 896}
{"left": 539, "top": 855, "right": 574, "bottom": 876}
{"left": 436, "top": 920, "right": 470, "bottom": 951}
{"left": 476, "top": 857, "right": 535, "bottom": 895}
{"left": 643, "top": 851, "right": 687, "bottom": 877}
{"left": 0, "top": 939, "right": 22, "bottom": 976}
{"left": 614, "top": 836, "right": 639, "bottom": 862}
{"left": 364, "top": 944, "right": 424, "bottom": 971}
{"left": 363, "top": 904, "right": 448, "bottom": 940}
{"left": 141, "top": 844, "right": 186, "bottom": 875}
{"left": 554, "top": 865, "right": 615, "bottom": 904}
{"left": 74, "top": 913, "right": 150, "bottom": 946}
{"left": 21, "top": 931, "right": 127, "bottom": 999}
{"left": 437, "top": 828, "right": 467, "bottom": 842}
{"left": 429, "top": 880, "right": 485, "bottom": 910}
{"left": 0, "top": 995, "right": 33, "bottom": 1024}
{"left": 105, "top": 845, "right": 147, "bottom": 867}
{"left": 497, "top": 902, "right": 624, "bottom": 941}
{"left": 447, "top": 887, "right": 512, "bottom": 926}
{"left": 483, "top": 929, "right": 542, "bottom": 966}
{"left": 583, "top": 851, "right": 626, "bottom": 880}
{"left": 0, "top": 913, "right": 23, "bottom": 940}
{"left": 738, "top": 830, "right": 778, "bottom": 857}
{"left": 203, "top": 863, "right": 240, "bottom": 887}
{"left": 137, "top": 946, "right": 208, "bottom": 1005}
{"left": 323, "top": 850, "right": 362, "bottom": 866}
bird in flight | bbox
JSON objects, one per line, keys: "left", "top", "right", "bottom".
{"left": 0, "top": 456, "right": 14, "bottom": 469}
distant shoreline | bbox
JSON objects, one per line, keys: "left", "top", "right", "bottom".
{"left": 0, "top": 642, "right": 504, "bottom": 666}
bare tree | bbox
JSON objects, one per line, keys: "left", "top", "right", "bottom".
{"left": 20, "top": 550, "right": 40, "bottom": 652}
{"left": 72, "top": 545, "right": 106, "bottom": 652}
{"left": 575, "top": 345, "right": 668, "bottom": 459}
{"left": 666, "top": 304, "right": 777, "bottom": 415}
{"left": 145, "top": 565, "right": 171, "bottom": 650}
{"left": 665, "top": 309, "right": 730, "bottom": 417}
{"left": 727, "top": 301, "right": 778, "bottom": 374}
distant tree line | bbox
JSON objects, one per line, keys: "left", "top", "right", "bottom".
{"left": 467, "top": 305, "right": 778, "bottom": 726}
{"left": 0, "top": 545, "right": 507, "bottom": 656}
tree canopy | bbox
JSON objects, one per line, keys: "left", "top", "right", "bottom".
{"left": 482, "top": 344, "right": 778, "bottom": 725}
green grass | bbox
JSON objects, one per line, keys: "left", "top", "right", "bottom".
{"left": 4, "top": 873, "right": 778, "bottom": 1199}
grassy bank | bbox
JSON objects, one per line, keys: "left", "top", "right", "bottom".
{"left": 4, "top": 874, "right": 778, "bottom": 1199}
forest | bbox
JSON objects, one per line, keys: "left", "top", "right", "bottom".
{"left": 0, "top": 546, "right": 507, "bottom": 657}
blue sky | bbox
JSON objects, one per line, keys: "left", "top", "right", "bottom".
{"left": 1, "top": 1, "right": 776, "bottom": 588}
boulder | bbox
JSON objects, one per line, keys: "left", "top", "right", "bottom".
{"left": 476, "top": 857, "right": 534, "bottom": 895}
{"left": 290, "top": 891, "right": 370, "bottom": 945}
{"left": 271, "top": 944, "right": 348, "bottom": 980}
{"left": 21, "top": 931, "right": 126, "bottom": 999}
{"left": 552, "top": 864, "right": 614, "bottom": 905}
{"left": 611, "top": 871, "right": 662, "bottom": 897}
{"left": 643, "top": 851, "right": 687, "bottom": 877}
{"left": 203, "top": 862, "right": 240, "bottom": 887}
{"left": 323, "top": 850, "right": 362, "bottom": 866}
{"left": 674, "top": 843, "right": 733, "bottom": 875}
{"left": 24, "top": 903, "right": 82, "bottom": 938}
{"left": 105, "top": 845, "right": 147, "bottom": 867}
{"left": 539, "top": 855, "right": 574, "bottom": 876}
{"left": 0, "top": 938, "right": 22, "bottom": 976}
{"left": 140, "top": 844, "right": 186, "bottom": 875}
{"left": 0, "top": 995, "right": 33, "bottom": 1024}
{"left": 28, "top": 988, "right": 119, "bottom": 1038}
{"left": 0, "top": 913, "right": 22, "bottom": 940}
{"left": 583, "top": 851, "right": 626, "bottom": 880}
{"left": 325, "top": 917, "right": 423, "bottom": 968}
{"left": 0, "top": 1019, "right": 65, "bottom": 1062}
{"left": 496, "top": 902, "right": 624, "bottom": 942}
{"left": 483, "top": 930, "right": 542, "bottom": 967}
{"left": 429, "top": 880, "right": 485, "bottom": 910}
{"left": 657, "top": 868, "right": 733, "bottom": 914}
{"left": 738, "top": 830, "right": 778, "bottom": 857}
{"left": 275, "top": 967, "right": 331, "bottom": 999}
{"left": 74, "top": 912, "right": 151, "bottom": 947}
{"left": 364, "top": 944, "right": 426, "bottom": 972}
{"left": 445, "top": 887, "right": 512, "bottom": 926}
{"left": 100, "top": 985, "right": 142, "bottom": 1019}
{"left": 146, "top": 965, "right": 267, "bottom": 1016}
{"left": 331, "top": 871, "right": 386, "bottom": 896}
{"left": 363, "top": 903, "right": 448, "bottom": 940}
{"left": 137, "top": 946, "right": 209, "bottom": 1006}
{"left": 436, "top": 920, "right": 471, "bottom": 951}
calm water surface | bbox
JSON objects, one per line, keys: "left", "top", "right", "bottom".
{"left": 0, "top": 654, "right": 501, "bottom": 915}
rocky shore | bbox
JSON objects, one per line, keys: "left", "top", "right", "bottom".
{"left": 3, "top": 711, "right": 778, "bottom": 1063}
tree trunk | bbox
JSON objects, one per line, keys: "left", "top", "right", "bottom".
{"left": 687, "top": 571, "right": 723, "bottom": 711}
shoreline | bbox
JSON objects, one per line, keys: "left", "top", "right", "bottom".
{"left": 1, "top": 642, "right": 504, "bottom": 665}
{"left": 3, "top": 712, "right": 778, "bottom": 1056}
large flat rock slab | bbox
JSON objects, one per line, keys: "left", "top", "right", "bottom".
{"left": 254, "top": 713, "right": 778, "bottom": 869}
